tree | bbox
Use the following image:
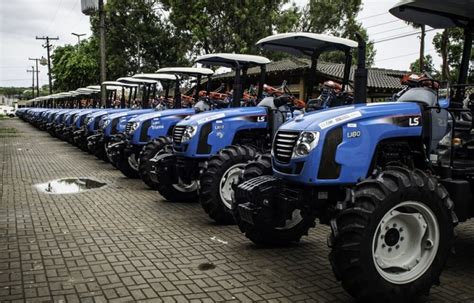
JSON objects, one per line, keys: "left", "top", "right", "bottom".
{"left": 409, "top": 55, "right": 438, "bottom": 77}
{"left": 433, "top": 28, "right": 474, "bottom": 83}
{"left": 161, "top": 0, "right": 300, "bottom": 57}
{"left": 90, "top": 0, "right": 189, "bottom": 80}
{"left": 51, "top": 38, "right": 100, "bottom": 91}
{"left": 296, "top": 0, "right": 376, "bottom": 66}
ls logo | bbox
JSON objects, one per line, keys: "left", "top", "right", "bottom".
{"left": 409, "top": 117, "right": 420, "bottom": 126}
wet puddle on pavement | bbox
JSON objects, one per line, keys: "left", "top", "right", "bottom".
{"left": 197, "top": 262, "right": 216, "bottom": 271}
{"left": 35, "top": 178, "right": 106, "bottom": 194}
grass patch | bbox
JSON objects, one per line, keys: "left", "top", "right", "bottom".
{"left": 0, "top": 127, "right": 19, "bottom": 137}
{"left": 0, "top": 128, "right": 17, "bottom": 133}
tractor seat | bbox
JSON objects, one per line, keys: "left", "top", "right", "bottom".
{"left": 397, "top": 87, "right": 437, "bottom": 107}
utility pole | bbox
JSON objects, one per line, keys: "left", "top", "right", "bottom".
{"left": 98, "top": 0, "right": 107, "bottom": 107}
{"left": 28, "top": 58, "right": 41, "bottom": 97}
{"left": 71, "top": 32, "right": 86, "bottom": 44}
{"left": 36, "top": 36, "right": 59, "bottom": 94}
{"left": 27, "top": 66, "right": 35, "bottom": 99}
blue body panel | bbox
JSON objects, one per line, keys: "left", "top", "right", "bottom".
{"left": 74, "top": 109, "right": 103, "bottom": 128}
{"left": 63, "top": 109, "right": 83, "bottom": 127}
{"left": 174, "top": 107, "right": 269, "bottom": 158}
{"left": 273, "top": 102, "right": 423, "bottom": 185}
{"left": 102, "top": 109, "right": 154, "bottom": 137}
{"left": 86, "top": 109, "right": 129, "bottom": 134}
{"left": 128, "top": 108, "right": 197, "bottom": 145}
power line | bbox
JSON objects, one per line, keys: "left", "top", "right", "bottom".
{"left": 47, "top": 0, "right": 64, "bottom": 32}
{"left": 358, "top": 12, "right": 389, "bottom": 21}
{"left": 366, "top": 19, "right": 400, "bottom": 29}
{"left": 375, "top": 48, "right": 436, "bottom": 63}
{"left": 371, "top": 26, "right": 410, "bottom": 36}
{"left": 373, "top": 28, "right": 436, "bottom": 44}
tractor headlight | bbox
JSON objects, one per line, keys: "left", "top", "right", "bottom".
{"left": 73, "top": 115, "right": 79, "bottom": 123}
{"left": 181, "top": 126, "right": 197, "bottom": 143}
{"left": 101, "top": 119, "right": 110, "bottom": 129}
{"left": 86, "top": 117, "right": 93, "bottom": 125}
{"left": 129, "top": 122, "right": 140, "bottom": 134}
{"left": 293, "top": 131, "right": 320, "bottom": 158}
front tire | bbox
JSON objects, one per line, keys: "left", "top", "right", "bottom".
{"left": 155, "top": 153, "right": 199, "bottom": 202}
{"left": 138, "top": 137, "right": 171, "bottom": 189}
{"left": 330, "top": 167, "right": 456, "bottom": 302}
{"left": 199, "top": 145, "right": 257, "bottom": 224}
{"left": 117, "top": 152, "right": 140, "bottom": 178}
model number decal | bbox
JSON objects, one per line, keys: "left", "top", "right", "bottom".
{"left": 347, "top": 130, "right": 361, "bottom": 138}
{"left": 197, "top": 113, "right": 226, "bottom": 125}
{"left": 319, "top": 111, "right": 362, "bottom": 130}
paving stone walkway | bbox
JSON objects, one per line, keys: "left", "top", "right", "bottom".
{"left": 1, "top": 118, "right": 473, "bottom": 302}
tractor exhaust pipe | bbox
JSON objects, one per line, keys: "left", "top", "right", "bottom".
{"left": 354, "top": 33, "right": 367, "bottom": 104}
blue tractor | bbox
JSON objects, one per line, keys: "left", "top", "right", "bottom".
{"left": 234, "top": 1, "right": 474, "bottom": 300}
{"left": 107, "top": 68, "right": 220, "bottom": 180}
{"left": 154, "top": 37, "right": 356, "bottom": 224}
{"left": 151, "top": 53, "right": 313, "bottom": 220}
{"left": 85, "top": 77, "right": 159, "bottom": 160}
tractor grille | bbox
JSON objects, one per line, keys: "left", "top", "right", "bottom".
{"left": 125, "top": 122, "right": 133, "bottom": 135}
{"left": 173, "top": 125, "right": 186, "bottom": 144}
{"left": 273, "top": 131, "right": 299, "bottom": 164}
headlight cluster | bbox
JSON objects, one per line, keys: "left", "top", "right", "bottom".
{"left": 129, "top": 122, "right": 140, "bottom": 134}
{"left": 181, "top": 126, "right": 197, "bottom": 143}
{"left": 101, "top": 119, "right": 111, "bottom": 129}
{"left": 85, "top": 117, "right": 92, "bottom": 125}
{"left": 292, "top": 131, "right": 320, "bottom": 158}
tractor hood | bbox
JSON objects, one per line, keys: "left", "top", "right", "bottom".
{"left": 177, "top": 107, "right": 267, "bottom": 127}
{"left": 129, "top": 108, "right": 195, "bottom": 123}
{"left": 280, "top": 102, "right": 422, "bottom": 132}
{"left": 107, "top": 109, "right": 152, "bottom": 121}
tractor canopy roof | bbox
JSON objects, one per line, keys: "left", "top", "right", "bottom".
{"left": 390, "top": 0, "right": 474, "bottom": 28}
{"left": 102, "top": 81, "right": 138, "bottom": 88}
{"left": 132, "top": 73, "right": 180, "bottom": 81}
{"left": 156, "top": 67, "right": 214, "bottom": 76}
{"left": 75, "top": 87, "right": 100, "bottom": 95}
{"left": 256, "top": 32, "right": 358, "bottom": 56}
{"left": 117, "top": 77, "right": 158, "bottom": 85}
{"left": 195, "top": 53, "right": 271, "bottom": 68}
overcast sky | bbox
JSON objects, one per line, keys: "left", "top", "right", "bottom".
{"left": 0, "top": 0, "right": 441, "bottom": 88}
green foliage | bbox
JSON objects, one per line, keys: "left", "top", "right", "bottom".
{"left": 0, "top": 87, "right": 28, "bottom": 97}
{"left": 161, "top": 0, "right": 301, "bottom": 56}
{"left": 409, "top": 55, "right": 438, "bottom": 76}
{"left": 298, "top": 0, "right": 376, "bottom": 66}
{"left": 90, "top": 0, "right": 189, "bottom": 80}
{"left": 433, "top": 28, "right": 474, "bottom": 83}
{"left": 51, "top": 38, "right": 100, "bottom": 91}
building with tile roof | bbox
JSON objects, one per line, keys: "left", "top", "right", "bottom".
{"left": 204, "top": 57, "right": 408, "bottom": 102}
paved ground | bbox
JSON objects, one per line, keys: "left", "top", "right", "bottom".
{"left": 0, "top": 118, "right": 473, "bottom": 303}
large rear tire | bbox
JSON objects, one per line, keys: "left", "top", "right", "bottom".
{"left": 199, "top": 145, "right": 257, "bottom": 224}
{"left": 329, "top": 167, "right": 456, "bottom": 302}
{"left": 138, "top": 137, "right": 171, "bottom": 189}
{"left": 241, "top": 153, "right": 272, "bottom": 180}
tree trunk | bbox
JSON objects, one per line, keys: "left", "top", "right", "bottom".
{"left": 419, "top": 24, "right": 426, "bottom": 73}
{"left": 440, "top": 29, "right": 450, "bottom": 81}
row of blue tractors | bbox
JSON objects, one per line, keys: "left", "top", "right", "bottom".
{"left": 17, "top": 1, "right": 474, "bottom": 300}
